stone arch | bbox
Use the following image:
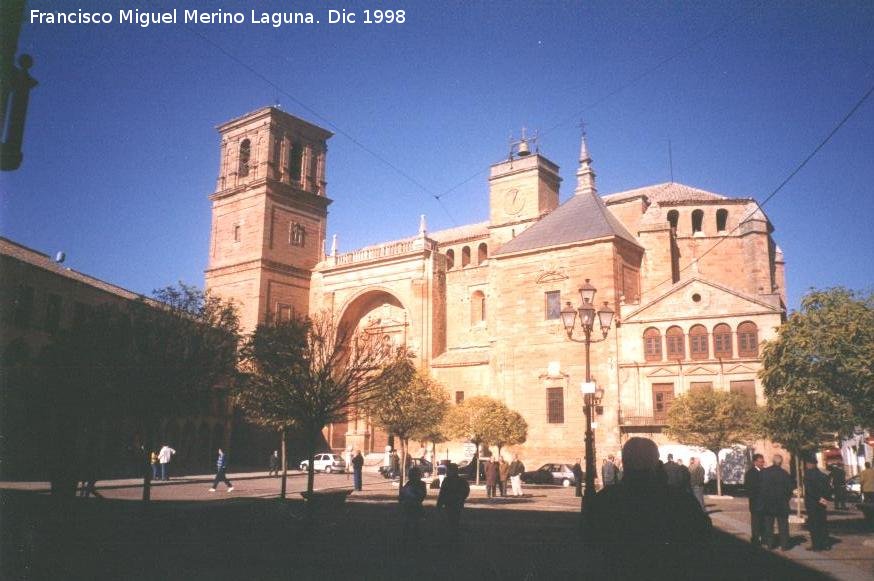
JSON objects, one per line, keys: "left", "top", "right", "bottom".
{"left": 336, "top": 288, "right": 408, "bottom": 338}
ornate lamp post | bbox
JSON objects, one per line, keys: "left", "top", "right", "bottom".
{"left": 560, "top": 279, "right": 614, "bottom": 510}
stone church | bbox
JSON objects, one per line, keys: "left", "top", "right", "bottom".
{"left": 205, "top": 107, "right": 786, "bottom": 464}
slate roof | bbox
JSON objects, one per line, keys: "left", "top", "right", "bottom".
{"left": 493, "top": 191, "right": 641, "bottom": 256}
{"left": 602, "top": 182, "right": 727, "bottom": 205}
{"left": 0, "top": 236, "right": 146, "bottom": 301}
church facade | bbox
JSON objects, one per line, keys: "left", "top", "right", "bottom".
{"left": 205, "top": 107, "right": 786, "bottom": 464}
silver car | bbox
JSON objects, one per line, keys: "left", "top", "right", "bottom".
{"left": 299, "top": 453, "right": 346, "bottom": 473}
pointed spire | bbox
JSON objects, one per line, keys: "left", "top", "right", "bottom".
{"left": 419, "top": 214, "right": 427, "bottom": 238}
{"left": 575, "top": 129, "right": 597, "bottom": 196}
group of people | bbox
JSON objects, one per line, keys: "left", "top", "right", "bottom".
{"left": 483, "top": 454, "right": 526, "bottom": 498}
{"left": 149, "top": 444, "right": 176, "bottom": 481}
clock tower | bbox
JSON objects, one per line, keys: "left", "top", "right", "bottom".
{"left": 488, "top": 137, "right": 561, "bottom": 246}
{"left": 204, "top": 107, "right": 332, "bottom": 332}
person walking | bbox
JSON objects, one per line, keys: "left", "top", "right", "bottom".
{"left": 829, "top": 464, "right": 847, "bottom": 510}
{"left": 572, "top": 459, "right": 584, "bottom": 497}
{"left": 601, "top": 455, "right": 618, "bottom": 488}
{"left": 508, "top": 454, "right": 525, "bottom": 497}
{"left": 581, "top": 437, "right": 712, "bottom": 579}
{"left": 759, "top": 454, "right": 794, "bottom": 550}
{"left": 804, "top": 458, "right": 831, "bottom": 551}
{"left": 689, "top": 456, "right": 706, "bottom": 510}
{"left": 209, "top": 448, "right": 234, "bottom": 492}
{"left": 157, "top": 444, "right": 175, "bottom": 481}
{"left": 484, "top": 457, "right": 498, "bottom": 498}
{"left": 268, "top": 450, "right": 280, "bottom": 477}
{"left": 437, "top": 463, "right": 470, "bottom": 538}
{"left": 860, "top": 462, "right": 874, "bottom": 503}
{"left": 389, "top": 450, "right": 400, "bottom": 479}
{"left": 399, "top": 466, "right": 427, "bottom": 548}
{"left": 352, "top": 449, "right": 364, "bottom": 491}
{"left": 150, "top": 450, "right": 159, "bottom": 480}
{"left": 498, "top": 456, "right": 510, "bottom": 497}
{"left": 744, "top": 453, "right": 766, "bottom": 545}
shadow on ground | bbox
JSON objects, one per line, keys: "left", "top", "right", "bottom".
{"left": 1, "top": 489, "right": 836, "bottom": 581}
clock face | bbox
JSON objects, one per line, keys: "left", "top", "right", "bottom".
{"left": 503, "top": 188, "right": 525, "bottom": 215}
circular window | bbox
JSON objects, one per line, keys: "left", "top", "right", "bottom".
{"left": 691, "top": 293, "right": 702, "bottom": 303}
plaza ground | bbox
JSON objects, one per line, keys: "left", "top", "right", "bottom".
{"left": 1, "top": 470, "right": 872, "bottom": 580}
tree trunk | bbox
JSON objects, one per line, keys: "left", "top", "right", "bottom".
{"left": 474, "top": 442, "right": 481, "bottom": 486}
{"left": 306, "top": 430, "right": 317, "bottom": 495}
{"left": 280, "top": 427, "right": 287, "bottom": 500}
{"left": 714, "top": 449, "right": 723, "bottom": 497}
{"left": 398, "top": 437, "right": 408, "bottom": 496}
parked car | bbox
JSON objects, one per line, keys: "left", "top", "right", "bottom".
{"left": 521, "top": 463, "right": 579, "bottom": 487}
{"left": 378, "top": 457, "right": 433, "bottom": 479}
{"left": 299, "top": 453, "right": 346, "bottom": 473}
{"left": 457, "top": 458, "right": 488, "bottom": 481}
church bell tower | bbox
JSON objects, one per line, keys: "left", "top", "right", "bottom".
{"left": 204, "top": 107, "right": 333, "bottom": 332}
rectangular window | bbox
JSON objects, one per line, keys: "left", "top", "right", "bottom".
{"left": 276, "top": 304, "right": 293, "bottom": 323}
{"left": 652, "top": 383, "right": 674, "bottom": 421}
{"left": 730, "top": 380, "right": 756, "bottom": 403}
{"left": 545, "top": 291, "right": 561, "bottom": 320}
{"left": 455, "top": 391, "right": 464, "bottom": 404}
{"left": 12, "top": 285, "right": 35, "bottom": 328}
{"left": 546, "top": 387, "right": 564, "bottom": 423}
{"left": 233, "top": 224, "right": 241, "bottom": 242}
{"left": 689, "top": 382, "right": 713, "bottom": 393}
{"left": 44, "top": 293, "right": 63, "bottom": 333}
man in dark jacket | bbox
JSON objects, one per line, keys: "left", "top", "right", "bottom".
{"left": 484, "top": 457, "right": 498, "bottom": 498}
{"left": 804, "top": 459, "right": 832, "bottom": 551}
{"left": 759, "top": 454, "right": 794, "bottom": 550}
{"left": 437, "top": 463, "right": 470, "bottom": 537}
{"left": 689, "top": 457, "right": 706, "bottom": 509}
{"left": 829, "top": 464, "right": 847, "bottom": 510}
{"left": 352, "top": 450, "right": 364, "bottom": 491}
{"left": 744, "top": 453, "right": 766, "bottom": 545}
{"left": 663, "top": 454, "right": 685, "bottom": 490}
{"left": 581, "top": 438, "right": 712, "bottom": 580}
{"left": 601, "top": 455, "right": 617, "bottom": 488}
{"left": 573, "top": 460, "right": 584, "bottom": 497}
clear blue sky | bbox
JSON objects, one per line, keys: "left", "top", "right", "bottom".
{"left": 3, "top": 1, "right": 873, "bottom": 310}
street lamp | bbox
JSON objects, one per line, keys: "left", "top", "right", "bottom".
{"left": 560, "top": 279, "right": 614, "bottom": 511}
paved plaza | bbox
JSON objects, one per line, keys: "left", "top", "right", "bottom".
{"left": 1, "top": 471, "right": 872, "bottom": 580}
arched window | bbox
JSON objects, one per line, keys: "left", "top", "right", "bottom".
{"left": 689, "top": 325, "right": 708, "bottom": 360}
{"left": 691, "top": 209, "right": 704, "bottom": 234}
{"left": 471, "top": 290, "right": 486, "bottom": 325}
{"left": 238, "top": 139, "right": 251, "bottom": 177}
{"left": 289, "top": 141, "right": 303, "bottom": 182}
{"left": 461, "top": 246, "right": 471, "bottom": 268}
{"left": 290, "top": 223, "right": 306, "bottom": 247}
{"left": 667, "top": 210, "right": 679, "bottom": 230}
{"left": 666, "top": 326, "right": 685, "bottom": 360}
{"left": 643, "top": 327, "right": 662, "bottom": 362}
{"left": 712, "top": 323, "right": 732, "bottom": 358}
{"left": 716, "top": 209, "right": 728, "bottom": 232}
{"left": 737, "top": 321, "right": 759, "bottom": 357}
{"left": 477, "top": 243, "right": 488, "bottom": 265}
{"left": 445, "top": 249, "right": 454, "bottom": 270}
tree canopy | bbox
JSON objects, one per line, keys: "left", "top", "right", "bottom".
{"left": 665, "top": 389, "right": 762, "bottom": 495}
{"left": 760, "top": 287, "right": 874, "bottom": 429}
{"left": 443, "top": 396, "right": 528, "bottom": 453}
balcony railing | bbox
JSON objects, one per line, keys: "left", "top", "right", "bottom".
{"left": 334, "top": 240, "right": 415, "bottom": 266}
{"left": 619, "top": 410, "right": 668, "bottom": 427}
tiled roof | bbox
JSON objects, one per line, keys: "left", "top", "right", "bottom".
{"left": 430, "top": 222, "right": 489, "bottom": 244}
{"left": 0, "top": 236, "right": 145, "bottom": 301}
{"left": 493, "top": 191, "right": 641, "bottom": 256}
{"left": 603, "top": 182, "right": 727, "bottom": 205}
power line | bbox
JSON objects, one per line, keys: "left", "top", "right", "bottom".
{"left": 640, "top": 81, "right": 874, "bottom": 299}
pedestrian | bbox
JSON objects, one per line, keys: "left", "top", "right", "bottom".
{"left": 268, "top": 450, "right": 280, "bottom": 477}
{"left": 664, "top": 453, "right": 689, "bottom": 492}
{"left": 829, "top": 464, "right": 847, "bottom": 510}
{"left": 343, "top": 447, "right": 352, "bottom": 480}
{"left": 437, "top": 463, "right": 470, "bottom": 538}
{"left": 209, "top": 448, "right": 234, "bottom": 492}
{"left": 601, "top": 455, "right": 617, "bottom": 488}
{"left": 572, "top": 459, "right": 584, "bottom": 497}
{"left": 157, "top": 443, "right": 175, "bottom": 481}
{"left": 759, "top": 454, "right": 794, "bottom": 550}
{"left": 390, "top": 450, "right": 400, "bottom": 479}
{"left": 399, "top": 466, "right": 427, "bottom": 548}
{"left": 498, "top": 456, "right": 510, "bottom": 497}
{"left": 581, "top": 437, "right": 712, "bottom": 580}
{"left": 352, "top": 449, "right": 364, "bottom": 491}
{"left": 508, "top": 454, "right": 525, "bottom": 497}
{"left": 484, "top": 456, "right": 498, "bottom": 498}
{"left": 150, "top": 450, "right": 159, "bottom": 480}
{"left": 689, "top": 456, "right": 706, "bottom": 510}
{"left": 859, "top": 462, "right": 874, "bottom": 504}
{"left": 744, "top": 453, "right": 766, "bottom": 545}
{"left": 803, "top": 458, "right": 831, "bottom": 551}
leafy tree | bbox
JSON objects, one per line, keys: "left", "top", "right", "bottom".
{"left": 235, "top": 320, "right": 310, "bottom": 499}
{"left": 367, "top": 364, "right": 449, "bottom": 490}
{"left": 665, "top": 390, "right": 762, "bottom": 496}
{"left": 444, "top": 396, "right": 527, "bottom": 484}
{"left": 241, "top": 311, "right": 408, "bottom": 497}
{"left": 760, "top": 287, "right": 874, "bottom": 428}
{"left": 41, "top": 283, "right": 240, "bottom": 500}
